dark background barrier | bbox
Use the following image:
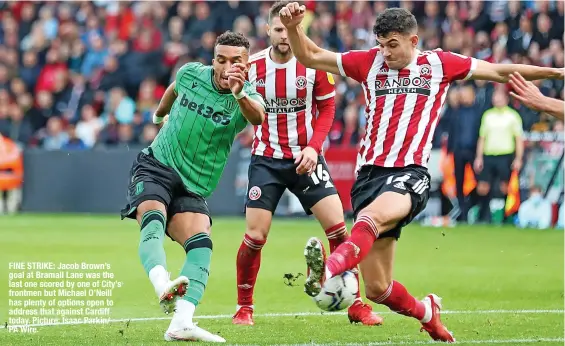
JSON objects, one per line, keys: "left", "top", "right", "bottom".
{"left": 21, "top": 145, "right": 245, "bottom": 215}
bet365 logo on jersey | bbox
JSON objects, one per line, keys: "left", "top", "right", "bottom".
{"left": 180, "top": 94, "right": 231, "bottom": 125}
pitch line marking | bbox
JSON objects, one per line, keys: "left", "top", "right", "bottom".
{"left": 278, "top": 338, "right": 565, "bottom": 345}
{"left": 1, "top": 309, "right": 563, "bottom": 329}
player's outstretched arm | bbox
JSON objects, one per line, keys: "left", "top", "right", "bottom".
{"left": 227, "top": 63, "right": 265, "bottom": 125}
{"left": 471, "top": 60, "right": 563, "bottom": 83}
{"left": 279, "top": 2, "right": 340, "bottom": 75}
{"left": 153, "top": 82, "right": 177, "bottom": 124}
{"left": 509, "top": 72, "right": 564, "bottom": 120}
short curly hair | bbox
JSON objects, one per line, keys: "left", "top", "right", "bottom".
{"left": 373, "top": 8, "right": 418, "bottom": 37}
{"left": 215, "top": 31, "right": 250, "bottom": 51}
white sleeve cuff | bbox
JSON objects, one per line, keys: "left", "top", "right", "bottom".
{"left": 336, "top": 53, "right": 346, "bottom": 77}
{"left": 463, "top": 58, "right": 478, "bottom": 80}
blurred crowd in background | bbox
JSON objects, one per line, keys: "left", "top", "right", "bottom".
{"left": 0, "top": 0, "right": 563, "bottom": 224}
{"left": 0, "top": 0, "right": 563, "bottom": 151}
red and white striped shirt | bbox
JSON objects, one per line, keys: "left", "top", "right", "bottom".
{"left": 336, "top": 48, "right": 477, "bottom": 170}
{"left": 248, "top": 48, "right": 336, "bottom": 159}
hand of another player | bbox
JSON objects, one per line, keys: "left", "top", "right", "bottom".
{"left": 508, "top": 72, "right": 546, "bottom": 112}
{"left": 295, "top": 146, "right": 318, "bottom": 175}
{"left": 279, "top": 2, "right": 306, "bottom": 29}
{"left": 227, "top": 63, "right": 247, "bottom": 95}
{"left": 511, "top": 158, "right": 522, "bottom": 171}
{"left": 473, "top": 157, "right": 483, "bottom": 173}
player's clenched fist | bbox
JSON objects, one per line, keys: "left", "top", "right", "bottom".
{"left": 279, "top": 2, "right": 306, "bottom": 28}
{"left": 226, "top": 63, "right": 248, "bottom": 95}
{"left": 295, "top": 146, "right": 318, "bottom": 175}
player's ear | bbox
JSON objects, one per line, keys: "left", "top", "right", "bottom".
{"left": 410, "top": 34, "right": 419, "bottom": 48}
{"left": 266, "top": 23, "right": 271, "bottom": 37}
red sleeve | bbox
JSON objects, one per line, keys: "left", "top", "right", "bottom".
{"left": 314, "top": 70, "right": 336, "bottom": 101}
{"left": 336, "top": 48, "right": 379, "bottom": 83}
{"left": 307, "top": 97, "right": 335, "bottom": 154}
{"left": 437, "top": 51, "right": 477, "bottom": 82}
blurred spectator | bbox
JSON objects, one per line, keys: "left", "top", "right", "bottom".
{"left": 75, "top": 105, "right": 102, "bottom": 148}
{"left": 139, "top": 124, "right": 158, "bottom": 146}
{"left": 19, "top": 50, "right": 41, "bottom": 90}
{"left": 0, "top": 64, "right": 9, "bottom": 90}
{"left": 517, "top": 185, "right": 552, "bottom": 229}
{"left": 36, "top": 49, "right": 68, "bottom": 93}
{"left": 97, "top": 113, "right": 119, "bottom": 146}
{"left": 38, "top": 5, "right": 59, "bottom": 40}
{"left": 187, "top": 2, "right": 215, "bottom": 43}
{"left": 116, "top": 123, "right": 136, "bottom": 147}
{"left": 96, "top": 55, "right": 126, "bottom": 92}
{"left": 103, "top": 87, "right": 135, "bottom": 124}
{"left": 7, "top": 104, "right": 34, "bottom": 145}
{"left": 81, "top": 34, "right": 108, "bottom": 78}
{"left": 62, "top": 124, "right": 87, "bottom": 150}
{"left": 446, "top": 86, "right": 482, "bottom": 221}
{"left": 40, "top": 117, "right": 68, "bottom": 150}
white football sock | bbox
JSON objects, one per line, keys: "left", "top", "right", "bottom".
{"left": 148, "top": 265, "right": 168, "bottom": 295}
{"left": 420, "top": 297, "right": 433, "bottom": 323}
{"left": 175, "top": 299, "right": 196, "bottom": 325}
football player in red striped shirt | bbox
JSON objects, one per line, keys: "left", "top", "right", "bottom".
{"left": 233, "top": 1, "right": 383, "bottom": 327}
{"left": 280, "top": 3, "right": 563, "bottom": 342}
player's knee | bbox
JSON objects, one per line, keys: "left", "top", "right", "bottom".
{"left": 246, "top": 226, "right": 269, "bottom": 243}
{"left": 364, "top": 279, "right": 393, "bottom": 302}
{"left": 361, "top": 209, "right": 390, "bottom": 233}
{"left": 499, "top": 182, "right": 508, "bottom": 195}
{"left": 136, "top": 201, "right": 166, "bottom": 224}
{"left": 477, "top": 182, "right": 490, "bottom": 196}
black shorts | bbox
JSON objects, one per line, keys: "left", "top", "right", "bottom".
{"left": 476, "top": 154, "right": 513, "bottom": 184}
{"left": 350, "top": 165, "right": 431, "bottom": 240}
{"left": 120, "top": 149, "right": 212, "bottom": 231}
{"left": 245, "top": 155, "right": 338, "bottom": 215}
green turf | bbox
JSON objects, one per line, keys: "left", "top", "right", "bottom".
{"left": 1, "top": 215, "right": 563, "bottom": 345}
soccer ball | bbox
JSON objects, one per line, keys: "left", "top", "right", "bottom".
{"left": 312, "top": 270, "right": 358, "bottom": 311}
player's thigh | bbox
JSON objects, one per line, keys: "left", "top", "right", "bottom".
{"left": 167, "top": 194, "right": 212, "bottom": 246}
{"left": 352, "top": 166, "right": 430, "bottom": 236}
{"left": 245, "top": 155, "right": 288, "bottom": 215}
{"left": 293, "top": 156, "right": 341, "bottom": 223}
{"left": 310, "top": 195, "right": 345, "bottom": 230}
{"left": 359, "top": 237, "right": 397, "bottom": 298}
{"left": 245, "top": 207, "right": 274, "bottom": 242}
{"left": 120, "top": 151, "right": 174, "bottom": 225}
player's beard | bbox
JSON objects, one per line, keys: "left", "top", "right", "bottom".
{"left": 273, "top": 43, "right": 291, "bottom": 58}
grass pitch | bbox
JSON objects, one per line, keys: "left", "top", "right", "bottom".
{"left": 1, "top": 215, "right": 563, "bottom": 345}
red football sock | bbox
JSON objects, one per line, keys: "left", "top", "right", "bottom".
{"left": 324, "top": 222, "right": 361, "bottom": 299}
{"left": 236, "top": 234, "right": 266, "bottom": 306}
{"left": 369, "top": 281, "right": 428, "bottom": 321}
{"left": 324, "top": 222, "right": 348, "bottom": 253}
{"left": 325, "top": 215, "right": 378, "bottom": 277}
